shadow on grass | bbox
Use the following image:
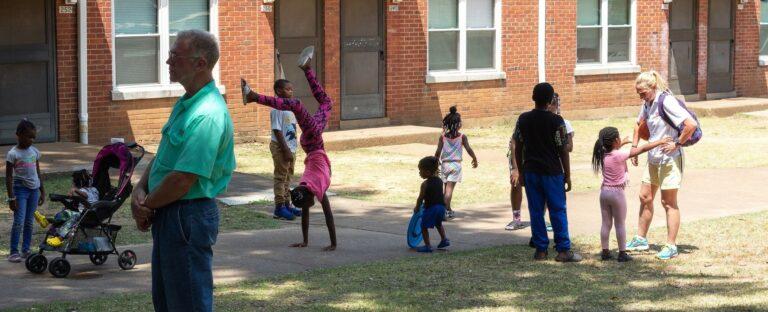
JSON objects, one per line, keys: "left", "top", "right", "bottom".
{"left": 209, "top": 245, "right": 766, "bottom": 311}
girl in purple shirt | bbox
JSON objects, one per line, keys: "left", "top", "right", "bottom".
{"left": 241, "top": 52, "right": 337, "bottom": 251}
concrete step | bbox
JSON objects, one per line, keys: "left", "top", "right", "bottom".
{"left": 255, "top": 125, "right": 442, "bottom": 151}
{"left": 685, "top": 97, "right": 768, "bottom": 117}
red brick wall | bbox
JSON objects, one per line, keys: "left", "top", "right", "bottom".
{"left": 55, "top": 0, "right": 79, "bottom": 142}
{"left": 548, "top": 0, "right": 668, "bottom": 113}
{"left": 73, "top": 0, "right": 347, "bottom": 145}
{"left": 734, "top": 1, "right": 768, "bottom": 97}
{"left": 68, "top": 0, "right": 280, "bottom": 145}
{"left": 55, "top": 0, "right": 768, "bottom": 144}
{"left": 384, "top": 0, "right": 668, "bottom": 128}
{"left": 696, "top": 0, "right": 708, "bottom": 98}
{"left": 386, "top": 0, "right": 539, "bottom": 127}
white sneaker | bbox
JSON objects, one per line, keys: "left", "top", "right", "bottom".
{"left": 240, "top": 78, "right": 252, "bottom": 105}
{"left": 297, "top": 45, "right": 315, "bottom": 68}
{"left": 505, "top": 220, "right": 526, "bottom": 231}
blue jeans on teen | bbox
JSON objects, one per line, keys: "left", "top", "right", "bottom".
{"left": 524, "top": 173, "right": 571, "bottom": 252}
{"left": 151, "top": 198, "right": 219, "bottom": 312}
{"left": 10, "top": 181, "right": 40, "bottom": 255}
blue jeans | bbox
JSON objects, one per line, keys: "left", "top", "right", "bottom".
{"left": 151, "top": 198, "right": 219, "bottom": 312}
{"left": 524, "top": 173, "right": 571, "bottom": 252}
{"left": 10, "top": 182, "right": 40, "bottom": 255}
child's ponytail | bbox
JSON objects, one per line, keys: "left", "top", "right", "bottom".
{"left": 592, "top": 127, "right": 620, "bottom": 174}
{"left": 442, "top": 106, "right": 462, "bottom": 139}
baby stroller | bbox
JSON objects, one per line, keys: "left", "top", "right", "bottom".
{"left": 25, "top": 142, "right": 145, "bottom": 278}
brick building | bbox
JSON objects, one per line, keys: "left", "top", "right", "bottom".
{"left": 1, "top": 0, "right": 766, "bottom": 145}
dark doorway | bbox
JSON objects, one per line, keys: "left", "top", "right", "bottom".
{"left": 275, "top": 0, "right": 324, "bottom": 113}
{"left": 340, "top": 0, "right": 385, "bottom": 120}
{"left": 707, "top": 0, "right": 735, "bottom": 93}
{"left": 669, "top": 0, "right": 697, "bottom": 95}
{"left": 0, "top": 0, "right": 57, "bottom": 144}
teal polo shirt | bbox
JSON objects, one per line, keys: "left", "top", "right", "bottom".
{"left": 148, "top": 80, "right": 236, "bottom": 200}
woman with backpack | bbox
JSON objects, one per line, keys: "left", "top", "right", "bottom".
{"left": 626, "top": 70, "right": 701, "bottom": 260}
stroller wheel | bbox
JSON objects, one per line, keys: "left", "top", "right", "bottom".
{"left": 89, "top": 253, "right": 108, "bottom": 265}
{"left": 49, "top": 257, "right": 71, "bottom": 278}
{"left": 118, "top": 250, "right": 137, "bottom": 270}
{"left": 25, "top": 253, "right": 47, "bottom": 274}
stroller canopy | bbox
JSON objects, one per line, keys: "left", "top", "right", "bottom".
{"left": 91, "top": 143, "right": 143, "bottom": 201}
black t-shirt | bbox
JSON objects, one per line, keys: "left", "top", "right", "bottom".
{"left": 513, "top": 109, "right": 567, "bottom": 175}
{"left": 423, "top": 176, "right": 445, "bottom": 208}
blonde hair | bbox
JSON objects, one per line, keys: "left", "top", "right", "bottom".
{"left": 635, "top": 70, "right": 669, "bottom": 93}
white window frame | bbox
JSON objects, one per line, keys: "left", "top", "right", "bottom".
{"left": 574, "top": 0, "right": 640, "bottom": 76}
{"left": 111, "top": 0, "right": 224, "bottom": 101}
{"left": 759, "top": 1, "right": 768, "bottom": 66}
{"left": 426, "top": 0, "right": 506, "bottom": 83}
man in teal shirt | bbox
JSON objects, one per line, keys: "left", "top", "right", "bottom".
{"left": 131, "top": 29, "right": 235, "bottom": 312}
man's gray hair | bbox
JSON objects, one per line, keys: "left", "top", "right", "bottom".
{"left": 177, "top": 29, "right": 220, "bottom": 70}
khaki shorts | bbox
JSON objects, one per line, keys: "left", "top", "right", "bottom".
{"left": 642, "top": 157, "right": 683, "bottom": 190}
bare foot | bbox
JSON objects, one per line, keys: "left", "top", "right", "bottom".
{"left": 290, "top": 242, "right": 308, "bottom": 248}
{"left": 322, "top": 245, "right": 336, "bottom": 251}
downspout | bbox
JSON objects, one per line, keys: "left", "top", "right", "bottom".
{"left": 78, "top": 0, "right": 88, "bottom": 144}
{"left": 537, "top": 0, "right": 546, "bottom": 83}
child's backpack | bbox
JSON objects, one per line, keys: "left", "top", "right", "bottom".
{"left": 657, "top": 92, "right": 702, "bottom": 147}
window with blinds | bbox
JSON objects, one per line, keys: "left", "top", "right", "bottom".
{"left": 114, "top": 0, "right": 210, "bottom": 86}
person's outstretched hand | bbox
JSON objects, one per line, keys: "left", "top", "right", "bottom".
{"left": 471, "top": 158, "right": 478, "bottom": 168}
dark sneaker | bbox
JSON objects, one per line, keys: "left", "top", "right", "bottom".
{"left": 555, "top": 251, "right": 583, "bottom": 263}
{"left": 273, "top": 206, "right": 295, "bottom": 220}
{"left": 617, "top": 251, "right": 633, "bottom": 262}
{"left": 7, "top": 254, "right": 21, "bottom": 263}
{"left": 533, "top": 250, "right": 548, "bottom": 261}
{"left": 21, "top": 251, "right": 31, "bottom": 259}
{"left": 601, "top": 249, "right": 613, "bottom": 261}
{"left": 288, "top": 205, "right": 302, "bottom": 217}
{"left": 437, "top": 239, "right": 451, "bottom": 249}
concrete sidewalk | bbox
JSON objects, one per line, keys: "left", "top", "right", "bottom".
{"left": 0, "top": 166, "right": 766, "bottom": 309}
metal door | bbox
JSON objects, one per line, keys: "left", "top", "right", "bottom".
{"left": 0, "top": 0, "right": 57, "bottom": 144}
{"left": 669, "top": 0, "right": 697, "bottom": 95}
{"left": 340, "top": 0, "right": 385, "bottom": 120}
{"left": 275, "top": 0, "right": 324, "bottom": 113}
{"left": 707, "top": 0, "right": 734, "bottom": 93}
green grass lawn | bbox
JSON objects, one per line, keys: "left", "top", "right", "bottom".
{"left": 0, "top": 174, "right": 280, "bottom": 256}
{"left": 13, "top": 210, "right": 768, "bottom": 311}
{"left": 235, "top": 115, "right": 768, "bottom": 206}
